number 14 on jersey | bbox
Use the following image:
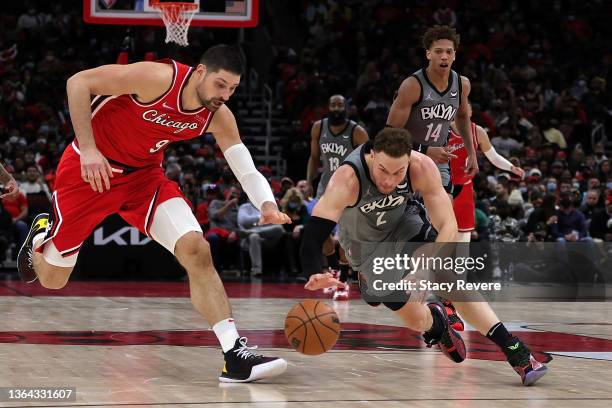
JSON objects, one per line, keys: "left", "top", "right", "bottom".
{"left": 424, "top": 123, "right": 442, "bottom": 142}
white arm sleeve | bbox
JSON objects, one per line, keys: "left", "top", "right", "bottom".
{"left": 483, "top": 146, "right": 513, "bottom": 171}
{"left": 223, "top": 143, "right": 276, "bottom": 211}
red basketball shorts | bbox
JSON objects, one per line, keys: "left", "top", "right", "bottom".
{"left": 453, "top": 181, "right": 475, "bottom": 232}
{"left": 41, "top": 142, "right": 192, "bottom": 262}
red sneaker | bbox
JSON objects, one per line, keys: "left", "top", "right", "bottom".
{"left": 423, "top": 302, "right": 466, "bottom": 363}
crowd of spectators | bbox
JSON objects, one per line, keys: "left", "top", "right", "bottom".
{"left": 273, "top": 0, "right": 612, "bottom": 244}
{"left": 1, "top": 1, "right": 611, "bottom": 277}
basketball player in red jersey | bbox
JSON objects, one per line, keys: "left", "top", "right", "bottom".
{"left": 447, "top": 103, "right": 524, "bottom": 241}
{"left": 17, "top": 45, "right": 289, "bottom": 383}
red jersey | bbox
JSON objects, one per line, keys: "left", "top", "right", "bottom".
{"left": 80, "top": 59, "right": 214, "bottom": 168}
{"left": 1, "top": 191, "right": 27, "bottom": 218}
{"left": 448, "top": 123, "right": 478, "bottom": 185}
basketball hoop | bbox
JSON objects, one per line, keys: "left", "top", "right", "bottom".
{"left": 151, "top": 1, "right": 198, "bottom": 47}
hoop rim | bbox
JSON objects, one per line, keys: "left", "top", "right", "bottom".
{"left": 151, "top": 2, "right": 199, "bottom": 10}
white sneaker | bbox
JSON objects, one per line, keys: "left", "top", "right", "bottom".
{"left": 333, "top": 284, "right": 349, "bottom": 301}
{"left": 323, "top": 269, "right": 340, "bottom": 294}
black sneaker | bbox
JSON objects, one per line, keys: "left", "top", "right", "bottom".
{"left": 219, "top": 337, "right": 287, "bottom": 383}
{"left": 504, "top": 337, "right": 548, "bottom": 386}
{"left": 17, "top": 213, "right": 50, "bottom": 283}
{"left": 423, "top": 302, "right": 466, "bottom": 363}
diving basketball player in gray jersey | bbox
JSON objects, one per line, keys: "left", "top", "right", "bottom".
{"left": 387, "top": 25, "right": 478, "bottom": 193}
{"left": 299, "top": 128, "right": 548, "bottom": 386}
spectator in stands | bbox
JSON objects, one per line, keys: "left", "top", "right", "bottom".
{"left": 237, "top": 200, "right": 285, "bottom": 278}
{"left": 525, "top": 193, "right": 557, "bottom": 242}
{"left": 19, "top": 165, "right": 52, "bottom": 200}
{"left": 551, "top": 192, "right": 592, "bottom": 242}
{"left": 296, "top": 179, "right": 316, "bottom": 214}
{"left": 590, "top": 193, "right": 612, "bottom": 241}
{"left": 279, "top": 177, "right": 294, "bottom": 200}
{"left": 593, "top": 143, "right": 609, "bottom": 165}
{"left": 1, "top": 188, "right": 29, "bottom": 251}
{"left": 579, "top": 189, "right": 601, "bottom": 225}
{"left": 0, "top": 200, "right": 14, "bottom": 263}
{"left": 280, "top": 187, "right": 310, "bottom": 277}
{"left": 205, "top": 186, "right": 242, "bottom": 271}
{"left": 165, "top": 161, "right": 182, "bottom": 183}
{"left": 541, "top": 117, "right": 567, "bottom": 149}
{"left": 491, "top": 123, "right": 523, "bottom": 157}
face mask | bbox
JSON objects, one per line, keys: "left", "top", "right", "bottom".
{"left": 607, "top": 182, "right": 612, "bottom": 190}
{"left": 547, "top": 182, "right": 557, "bottom": 192}
{"left": 560, "top": 199, "right": 571, "bottom": 208}
{"left": 519, "top": 187, "right": 528, "bottom": 194}
{"left": 573, "top": 182, "right": 580, "bottom": 190}
{"left": 329, "top": 110, "right": 347, "bottom": 125}
{"left": 287, "top": 202, "right": 299, "bottom": 211}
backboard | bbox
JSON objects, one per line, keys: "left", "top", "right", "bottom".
{"left": 83, "top": 0, "right": 258, "bottom": 27}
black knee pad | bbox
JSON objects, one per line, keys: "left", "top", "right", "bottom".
{"left": 382, "top": 301, "right": 407, "bottom": 311}
{"left": 359, "top": 275, "right": 410, "bottom": 311}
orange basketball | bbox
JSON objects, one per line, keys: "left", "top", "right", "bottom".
{"left": 284, "top": 299, "right": 340, "bottom": 355}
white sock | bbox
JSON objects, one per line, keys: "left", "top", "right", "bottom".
{"left": 213, "top": 318, "right": 240, "bottom": 353}
{"left": 32, "top": 233, "right": 46, "bottom": 250}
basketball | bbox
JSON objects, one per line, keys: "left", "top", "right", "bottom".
{"left": 285, "top": 299, "right": 340, "bottom": 355}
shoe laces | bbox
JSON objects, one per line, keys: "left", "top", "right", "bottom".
{"left": 234, "top": 337, "right": 261, "bottom": 359}
{"left": 506, "top": 339, "right": 531, "bottom": 366}
{"left": 27, "top": 247, "right": 33, "bottom": 269}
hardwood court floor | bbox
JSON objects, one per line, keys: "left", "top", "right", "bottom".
{"left": 0, "top": 281, "right": 611, "bottom": 407}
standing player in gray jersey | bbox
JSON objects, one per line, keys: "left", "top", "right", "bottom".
{"left": 299, "top": 128, "right": 548, "bottom": 386}
{"left": 307, "top": 95, "right": 369, "bottom": 198}
{"left": 387, "top": 25, "right": 478, "bottom": 194}
{"left": 306, "top": 95, "right": 368, "bottom": 299}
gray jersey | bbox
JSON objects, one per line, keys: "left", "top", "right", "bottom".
{"left": 404, "top": 69, "right": 461, "bottom": 148}
{"left": 338, "top": 143, "right": 433, "bottom": 272}
{"left": 316, "top": 118, "right": 357, "bottom": 198}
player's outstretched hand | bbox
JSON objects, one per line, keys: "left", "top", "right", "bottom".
{"left": 429, "top": 146, "right": 457, "bottom": 163}
{"left": 259, "top": 201, "right": 292, "bottom": 225}
{"left": 305, "top": 272, "right": 346, "bottom": 291}
{"left": 511, "top": 165, "right": 525, "bottom": 179}
{"left": 0, "top": 176, "right": 19, "bottom": 199}
{"left": 80, "top": 147, "right": 113, "bottom": 193}
{"left": 465, "top": 152, "right": 479, "bottom": 177}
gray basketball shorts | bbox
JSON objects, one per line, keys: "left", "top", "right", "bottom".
{"left": 348, "top": 209, "right": 437, "bottom": 308}
{"left": 437, "top": 162, "right": 452, "bottom": 193}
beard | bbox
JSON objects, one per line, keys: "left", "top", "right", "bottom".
{"left": 329, "top": 110, "right": 347, "bottom": 126}
{"left": 197, "top": 89, "right": 225, "bottom": 111}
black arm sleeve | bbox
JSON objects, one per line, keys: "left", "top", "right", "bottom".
{"left": 299, "top": 216, "right": 337, "bottom": 277}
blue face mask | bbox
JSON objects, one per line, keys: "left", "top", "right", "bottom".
{"left": 519, "top": 187, "right": 528, "bottom": 194}
{"left": 607, "top": 182, "right": 612, "bottom": 190}
{"left": 547, "top": 182, "right": 557, "bottom": 192}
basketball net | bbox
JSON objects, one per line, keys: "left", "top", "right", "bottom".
{"left": 152, "top": 2, "right": 198, "bottom": 47}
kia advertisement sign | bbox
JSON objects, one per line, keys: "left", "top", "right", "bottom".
{"left": 73, "top": 215, "right": 186, "bottom": 280}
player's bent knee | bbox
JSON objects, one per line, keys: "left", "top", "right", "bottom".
{"left": 175, "top": 232, "right": 213, "bottom": 266}
{"left": 150, "top": 198, "right": 203, "bottom": 255}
